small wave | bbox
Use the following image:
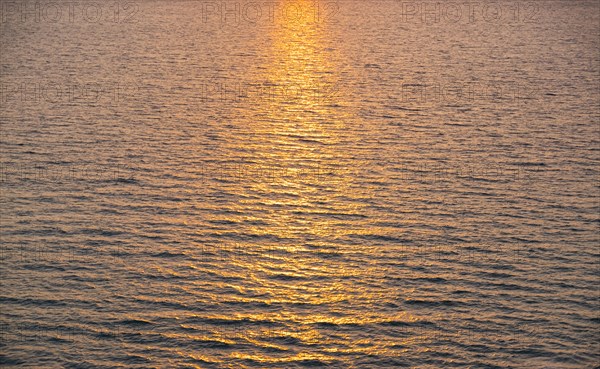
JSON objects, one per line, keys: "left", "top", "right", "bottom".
{"left": 113, "top": 177, "right": 139, "bottom": 184}
{"left": 404, "top": 299, "right": 459, "bottom": 307}
{"left": 0, "top": 356, "right": 26, "bottom": 366}
{"left": 119, "top": 319, "right": 154, "bottom": 326}
{"left": 150, "top": 251, "right": 186, "bottom": 258}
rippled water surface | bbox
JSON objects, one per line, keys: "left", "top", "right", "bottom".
{"left": 1, "top": 1, "right": 599, "bottom": 368}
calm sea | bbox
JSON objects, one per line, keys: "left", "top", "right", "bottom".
{"left": 1, "top": 0, "right": 599, "bottom": 367}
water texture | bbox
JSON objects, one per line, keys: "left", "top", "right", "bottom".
{"left": 0, "top": 1, "right": 599, "bottom": 368}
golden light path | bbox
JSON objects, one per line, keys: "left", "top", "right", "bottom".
{"left": 198, "top": 1, "right": 418, "bottom": 366}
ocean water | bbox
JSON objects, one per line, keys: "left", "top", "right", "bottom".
{"left": 0, "top": 0, "right": 598, "bottom": 368}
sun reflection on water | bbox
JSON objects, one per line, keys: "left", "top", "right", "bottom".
{"left": 195, "top": 1, "right": 415, "bottom": 365}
